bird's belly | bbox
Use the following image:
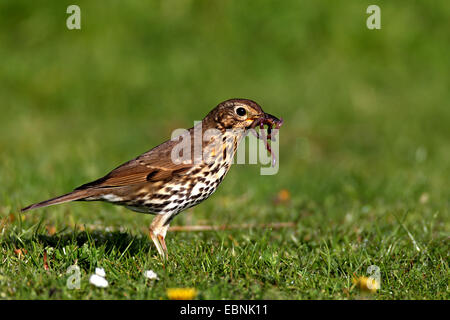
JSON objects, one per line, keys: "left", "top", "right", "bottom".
{"left": 124, "top": 187, "right": 216, "bottom": 215}
{"left": 101, "top": 161, "right": 232, "bottom": 216}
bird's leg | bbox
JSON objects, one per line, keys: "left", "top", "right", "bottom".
{"left": 156, "top": 224, "right": 170, "bottom": 258}
{"left": 158, "top": 234, "right": 167, "bottom": 255}
{"left": 149, "top": 214, "right": 171, "bottom": 259}
{"left": 149, "top": 229, "right": 165, "bottom": 257}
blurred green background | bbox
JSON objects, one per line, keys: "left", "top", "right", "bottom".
{"left": 1, "top": 0, "right": 449, "bottom": 223}
{"left": 0, "top": 0, "right": 448, "bottom": 299}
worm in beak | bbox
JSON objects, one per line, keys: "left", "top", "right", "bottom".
{"left": 249, "top": 113, "right": 283, "bottom": 167}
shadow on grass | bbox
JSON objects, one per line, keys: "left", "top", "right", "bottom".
{"left": 5, "top": 229, "right": 151, "bottom": 257}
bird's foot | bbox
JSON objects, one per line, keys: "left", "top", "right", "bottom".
{"left": 149, "top": 214, "right": 171, "bottom": 259}
{"left": 158, "top": 234, "right": 168, "bottom": 255}
{"left": 149, "top": 230, "right": 167, "bottom": 259}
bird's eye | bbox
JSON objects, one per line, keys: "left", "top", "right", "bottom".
{"left": 235, "top": 107, "right": 247, "bottom": 117}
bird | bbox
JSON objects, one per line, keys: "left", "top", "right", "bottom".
{"left": 21, "top": 98, "right": 282, "bottom": 258}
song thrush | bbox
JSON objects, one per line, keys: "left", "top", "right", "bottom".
{"left": 21, "top": 98, "right": 283, "bottom": 258}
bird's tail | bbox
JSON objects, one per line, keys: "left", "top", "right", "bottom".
{"left": 21, "top": 189, "right": 93, "bottom": 212}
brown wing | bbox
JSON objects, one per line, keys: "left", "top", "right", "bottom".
{"left": 75, "top": 136, "right": 193, "bottom": 190}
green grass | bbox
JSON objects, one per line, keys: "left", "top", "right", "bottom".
{"left": 0, "top": 0, "right": 449, "bottom": 299}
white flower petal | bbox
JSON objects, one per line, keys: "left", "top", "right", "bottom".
{"left": 144, "top": 270, "right": 159, "bottom": 280}
{"left": 95, "top": 267, "right": 106, "bottom": 277}
{"left": 89, "top": 274, "right": 108, "bottom": 288}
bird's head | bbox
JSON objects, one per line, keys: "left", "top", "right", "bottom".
{"left": 204, "top": 98, "right": 282, "bottom": 132}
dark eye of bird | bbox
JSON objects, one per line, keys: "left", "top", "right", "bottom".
{"left": 236, "top": 107, "right": 247, "bottom": 117}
